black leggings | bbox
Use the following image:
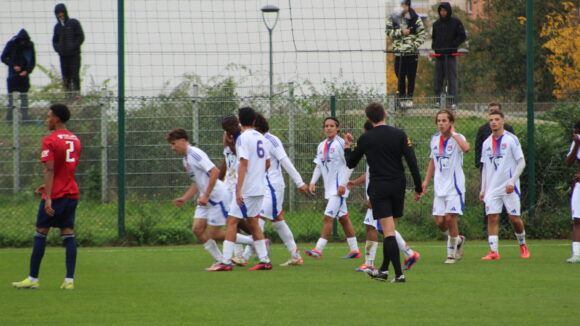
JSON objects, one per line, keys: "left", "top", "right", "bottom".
{"left": 394, "top": 55, "right": 418, "bottom": 98}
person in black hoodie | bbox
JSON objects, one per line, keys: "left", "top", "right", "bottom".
{"left": 52, "top": 3, "right": 84, "bottom": 95}
{"left": 431, "top": 2, "right": 466, "bottom": 107}
{"left": 2, "top": 29, "right": 35, "bottom": 122}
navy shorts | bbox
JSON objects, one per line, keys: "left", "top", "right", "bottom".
{"left": 36, "top": 197, "right": 78, "bottom": 229}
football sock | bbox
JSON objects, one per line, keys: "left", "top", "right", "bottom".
{"left": 488, "top": 235, "right": 499, "bottom": 253}
{"left": 315, "top": 238, "right": 328, "bottom": 253}
{"left": 233, "top": 244, "right": 244, "bottom": 258}
{"left": 235, "top": 233, "right": 254, "bottom": 245}
{"left": 62, "top": 234, "right": 77, "bottom": 279}
{"left": 573, "top": 242, "right": 580, "bottom": 256}
{"left": 515, "top": 231, "right": 526, "bottom": 245}
{"left": 29, "top": 231, "right": 47, "bottom": 279}
{"left": 222, "top": 240, "right": 235, "bottom": 265}
{"left": 272, "top": 221, "right": 300, "bottom": 258}
{"left": 447, "top": 236, "right": 458, "bottom": 259}
{"left": 346, "top": 237, "right": 359, "bottom": 252}
{"left": 203, "top": 239, "right": 223, "bottom": 262}
{"left": 254, "top": 239, "right": 270, "bottom": 263}
{"left": 65, "top": 278, "right": 74, "bottom": 284}
{"left": 365, "top": 240, "right": 379, "bottom": 266}
{"left": 258, "top": 218, "right": 265, "bottom": 231}
{"left": 384, "top": 236, "right": 402, "bottom": 277}
{"left": 242, "top": 245, "right": 253, "bottom": 261}
{"left": 442, "top": 230, "right": 449, "bottom": 236}
{"left": 395, "top": 230, "right": 414, "bottom": 258}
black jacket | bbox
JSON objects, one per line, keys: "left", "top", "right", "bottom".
{"left": 1, "top": 29, "right": 35, "bottom": 93}
{"left": 474, "top": 123, "right": 515, "bottom": 169}
{"left": 52, "top": 3, "right": 84, "bottom": 56}
{"left": 431, "top": 2, "right": 466, "bottom": 55}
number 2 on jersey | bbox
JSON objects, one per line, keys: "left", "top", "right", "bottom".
{"left": 66, "top": 141, "right": 76, "bottom": 162}
{"left": 257, "top": 140, "right": 265, "bottom": 158}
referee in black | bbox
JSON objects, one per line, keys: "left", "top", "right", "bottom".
{"left": 344, "top": 102, "right": 422, "bottom": 283}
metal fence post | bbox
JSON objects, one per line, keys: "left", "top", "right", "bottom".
{"left": 288, "top": 82, "right": 296, "bottom": 212}
{"left": 12, "top": 103, "right": 20, "bottom": 194}
{"left": 117, "top": 0, "right": 126, "bottom": 238}
{"left": 525, "top": 0, "right": 536, "bottom": 220}
{"left": 387, "top": 94, "right": 395, "bottom": 126}
{"left": 330, "top": 95, "right": 338, "bottom": 239}
{"left": 101, "top": 89, "right": 109, "bottom": 203}
{"left": 192, "top": 84, "right": 200, "bottom": 145}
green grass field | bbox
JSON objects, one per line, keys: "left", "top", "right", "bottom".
{"left": 1, "top": 240, "right": 578, "bottom": 326}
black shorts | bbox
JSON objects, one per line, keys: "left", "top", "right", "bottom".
{"left": 36, "top": 197, "right": 78, "bottom": 229}
{"left": 368, "top": 182, "right": 405, "bottom": 219}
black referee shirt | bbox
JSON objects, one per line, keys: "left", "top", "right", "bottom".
{"left": 345, "top": 124, "right": 422, "bottom": 193}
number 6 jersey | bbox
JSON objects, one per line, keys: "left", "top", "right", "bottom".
{"left": 40, "top": 129, "right": 82, "bottom": 199}
{"left": 235, "top": 129, "right": 270, "bottom": 197}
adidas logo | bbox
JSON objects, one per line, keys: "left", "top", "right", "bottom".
{"left": 328, "top": 210, "right": 334, "bottom": 215}
{"left": 451, "top": 207, "right": 456, "bottom": 211}
{"left": 511, "top": 209, "right": 517, "bottom": 214}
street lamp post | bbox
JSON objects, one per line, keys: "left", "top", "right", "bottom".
{"left": 261, "top": 5, "right": 280, "bottom": 115}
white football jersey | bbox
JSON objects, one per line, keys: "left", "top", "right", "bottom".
{"left": 236, "top": 129, "right": 269, "bottom": 197}
{"left": 183, "top": 146, "right": 228, "bottom": 201}
{"left": 223, "top": 145, "right": 238, "bottom": 193}
{"left": 313, "top": 136, "right": 350, "bottom": 199}
{"left": 429, "top": 133, "right": 466, "bottom": 197}
{"left": 480, "top": 131, "right": 525, "bottom": 198}
{"left": 567, "top": 141, "right": 580, "bottom": 161}
{"left": 263, "top": 132, "right": 288, "bottom": 188}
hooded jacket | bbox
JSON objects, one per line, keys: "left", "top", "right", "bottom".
{"left": 386, "top": 7, "right": 426, "bottom": 55}
{"left": 52, "top": 3, "right": 85, "bottom": 56}
{"left": 1, "top": 29, "right": 35, "bottom": 93}
{"left": 431, "top": 2, "right": 466, "bottom": 55}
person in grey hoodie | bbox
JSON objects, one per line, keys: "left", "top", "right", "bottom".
{"left": 431, "top": 2, "right": 466, "bottom": 107}
{"left": 2, "top": 29, "right": 35, "bottom": 122}
{"left": 52, "top": 3, "right": 84, "bottom": 95}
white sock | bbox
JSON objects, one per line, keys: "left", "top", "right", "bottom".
{"left": 488, "top": 235, "right": 499, "bottom": 253}
{"left": 222, "top": 240, "right": 235, "bottom": 265}
{"left": 365, "top": 240, "right": 379, "bottom": 266}
{"left": 515, "top": 231, "right": 526, "bottom": 245}
{"left": 447, "top": 236, "right": 458, "bottom": 259}
{"left": 236, "top": 233, "right": 254, "bottom": 245}
{"left": 29, "top": 276, "right": 38, "bottom": 282}
{"left": 572, "top": 242, "right": 580, "bottom": 257}
{"left": 258, "top": 218, "right": 266, "bottom": 231}
{"left": 273, "top": 221, "right": 300, "bottom": 258}
{"left": 65, "top": 278, "right": 74, "bottom": 284}
{"left": 315, "top": 238, "right": 328, "bottom": 252}
{"left": 254, "top": 239, "right": 270, "bottom": 263}
{"left": 234, "top": 244, "right": 244, "bottom": 258}
{"left": 243, "top": 245, "right": 253, "bottom": 260}
{"left": 203, "top": 239, "right": 223, "bottom": 262}
{"left": 395, "top": 230, "right": 414, "bottom": 258}
{"left": 346, "top": 237, "right": 359, "bottom": 252}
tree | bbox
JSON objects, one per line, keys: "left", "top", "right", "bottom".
{"left": 540, "top": 1, "right": 580, "bottom": 99}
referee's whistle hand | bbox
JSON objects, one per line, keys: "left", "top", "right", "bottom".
{"left": 413, "top": 192, "right": 422, "bottom": 201}
{"left": 344, "top": 133, "right": 354, "bottom": 146}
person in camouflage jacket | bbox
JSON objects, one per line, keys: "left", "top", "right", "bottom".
{"left": 386, "top": 0, "right": 425, "bottom": 108}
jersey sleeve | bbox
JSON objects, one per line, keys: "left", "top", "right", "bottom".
{"left": 480, "top": 139, "right": 487, "bottom": 164}
{"left": 40, "top": 136, "right": 54, "bottom": 162}
{"left": 196, "top": 150, "right": 216, "bottom": 173}
{"left": 429, "top": 136, "right": 436, "bottom": 159}
{"left": 511, "top": 136, "right": 524, "bottom": 161}
{"left": 237, "top": 135, "right": 250, "bottom": 160}
{"left": 313, "top": 143, "right": 322, "bottom": 166}
{"left": 268, "top": 139, "right": 287, "bottom": 161}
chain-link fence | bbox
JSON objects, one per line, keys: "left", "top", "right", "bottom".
{"left": 1, "top": 93, "right": 578, "bottom": 247}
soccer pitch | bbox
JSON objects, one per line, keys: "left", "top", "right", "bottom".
{"left": 1, "top": 241, "right": 578, "bottom": 326}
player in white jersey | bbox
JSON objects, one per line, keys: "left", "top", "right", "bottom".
{"left": 347, "top": 121, "right": 420, "bottom": 272}
{"left": 253, "top": 113, "right": 309, "bottom": 266}
{"left": 421, "top": 110, "right": 470, "bottom": 264}
{"left": 167, "top": 129, "right": 253, "bottom": 269}
{"left": 211, "top": 107, "right": 272, "bottom": 271}
{"left": 565, "top": 120, "right": 580, "bottom": 263}
{"left": 479, "top": 110, "right": 530, "bottom": 260}
{"left": 305, "top": 117, "right": 360, "bottom": 259}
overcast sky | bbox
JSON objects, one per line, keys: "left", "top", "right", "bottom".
{"left": 0, "top": 0, "right": 420, "bottom": 96}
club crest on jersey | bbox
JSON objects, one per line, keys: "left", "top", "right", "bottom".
{"left": 501, "top": 143, "right": 507, "bottom": 150}
{"left": 446, "top": 144, "right": 453, "bottom": 154}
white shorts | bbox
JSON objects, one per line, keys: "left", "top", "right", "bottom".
{"left": 485, "top": 192, "right": 520, "bottom": 216}
{"left": 432, "top": 194, "right": 464, "bottom": 216}
{"left": 229, "top": 195, "right": 264, "bottom": 219}
{"left": 194, "top": 199, "right": 229, "bottom": 226}
{"left": 324, "top": 195, "right": 348, "bottom": 219}
{"left": 572, "top": 183, "right": 580, "bottom": 219}
{"left": 363, "top": 209, "right": 382, "bottom": 231}
{"left": 260, "top": 183, "right": 284, "bottom": 220}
